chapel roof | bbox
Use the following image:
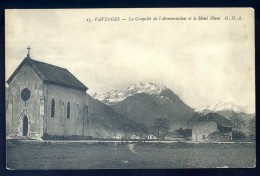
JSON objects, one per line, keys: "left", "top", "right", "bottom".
{"left": 7, "top": 56, "right": 88, "bottom": 91}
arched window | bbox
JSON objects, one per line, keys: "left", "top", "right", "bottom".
{"left": 61, "top": 102, "right": 65, "bottom": 118}
{"left": 51, "top": 99, "right": 55, "bottom": 117}
{"left": 67, "top": 102, "right": 70, "bottom": 119}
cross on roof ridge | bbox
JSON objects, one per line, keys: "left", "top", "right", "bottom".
{"left": 27, "top": 46, "right": 31, "bottom": 57}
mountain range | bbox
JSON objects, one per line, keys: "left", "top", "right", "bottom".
{"left": 91, "top": 82, "right": 167, "bottom": 106}
{"left": 195, "top": 102, "right": 247, "bottom": 114}
{"left": 91, "top": 82, "right": 255, "bottom": 132}
{"left": 92, "top": 83, "right": 194, "bottom": 131}
{"left": 192, "top": 102, "right": 255, "bottom": 130}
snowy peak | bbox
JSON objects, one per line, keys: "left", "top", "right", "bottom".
{"left": 131, "top": 82, "right": 166, "bottom": 95}
{"left": 196, "top": 102, "right": 245, "bottom": 113}
{"left": 91, "top": 82, "right": 167, "bottom": 105}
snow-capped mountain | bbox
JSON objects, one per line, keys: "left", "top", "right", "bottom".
{"left": 195, "top": 102, "right": 245, "bottom": 113}
{"left": 91, "top": 82, "right": 167, "bottom": 105}
{"left": 91, "top": 82, "right": 195, "bottom": 130}
{"left": 189, "top": 102, "right": 255, "bottom": 129}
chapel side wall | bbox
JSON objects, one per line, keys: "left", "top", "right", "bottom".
{"left": 45, "top": 84, "right": 87, "bottom": 136}
{"left": 6, "top": 64, "right": 44, "bottom": 137}
{"left": 83, "top": 94, "right": 92, "bottom": 137}
{"left": 192, "top": 121, "right": 218, "bottom": 141}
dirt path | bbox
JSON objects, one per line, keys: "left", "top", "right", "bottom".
{"left": 128, "top": 143, "right": 143, "bottom": 156}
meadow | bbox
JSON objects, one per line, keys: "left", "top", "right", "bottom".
{"left": 6, "top": 140, "right": 256, "bottom": 169}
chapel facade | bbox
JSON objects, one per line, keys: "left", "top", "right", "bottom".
{"left": 6, "top": 51, "right": 91, "bottom": 139}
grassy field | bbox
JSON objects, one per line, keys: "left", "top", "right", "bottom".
{"left": 6, "top": 140, "right": 256, "bottom": 169}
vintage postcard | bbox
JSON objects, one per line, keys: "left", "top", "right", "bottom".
{"left": 5, "top": 8, "right": 255, "bottom": 169}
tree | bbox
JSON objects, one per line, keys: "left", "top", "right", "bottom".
{"left": 136, "top": 122, "right": 148, "bottom": 139}
{"left": 232, "top": 130, "right": 246, "bottom": 140}
{"left": 247, "top": 117, "right": 256, "bottom": 140}
{"left": 120, "top": 126, "right": 132, "bottom": 140}
{"left": 153, "top": 118, "right": 170, "bottom": 139}
{"left": 95, "top": 131, "right": 101, "bottom": 139}
{"left": 248, "top": 117, "right": 256, "bottom": 134}
{"left": 229, "top": 114, "right": 246, "bottom": 130}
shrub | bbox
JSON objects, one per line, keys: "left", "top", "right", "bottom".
{"left": 247, "top": 134, "right": 255, "bottom": 141}
{"left": 232, "top": 130, "right": 246, "bottom": 140}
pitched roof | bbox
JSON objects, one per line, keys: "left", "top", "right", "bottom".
{"left": 7, "top": 57, "right": 88, "bottom": 91}
{"left": 193, "top": 113, "right": 234, "bottom": 128}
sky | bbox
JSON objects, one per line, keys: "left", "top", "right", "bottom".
{"left": 5, "top": 9, "right": 255, "bottom": 113}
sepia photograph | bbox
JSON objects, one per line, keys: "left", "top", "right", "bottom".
{"left": 5, "top": 8, "right": 255, "bottom": 169}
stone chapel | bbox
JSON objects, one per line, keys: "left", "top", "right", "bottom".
{"left": 6, "top": 49, "right": 90, "bottom": 139}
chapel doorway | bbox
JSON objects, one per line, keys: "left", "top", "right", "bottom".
{"left": 23, "top": 116, "right": 28, "bottom": 136}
